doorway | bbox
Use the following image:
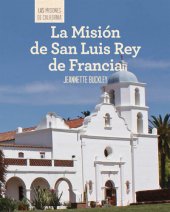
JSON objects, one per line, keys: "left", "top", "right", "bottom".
{"left": 105, "top": 180, "right": 117, "bottom": 205}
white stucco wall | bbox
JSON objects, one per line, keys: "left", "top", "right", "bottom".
{"left": 52, "top": 129, "right": 83, "bottom": 198}
{"left": 81, "top": 136, "right": 133, "bottom": 205}
{"left": 15, "top": 129, "right": 53, "bottom": 147}
{"left": 2, "top": 147, "right": 52, "bottom": 159}
{"left": 134, "top": 135, "right": 160, "bottom": 191}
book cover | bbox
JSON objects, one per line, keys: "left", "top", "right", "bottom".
{"left": 0, "top": 0, "right": 169, "bottom": 209}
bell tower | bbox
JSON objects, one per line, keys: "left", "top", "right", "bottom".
{"left": 103, "top": 61, "right": 149, "bottom": 134}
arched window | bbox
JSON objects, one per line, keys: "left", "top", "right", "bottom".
{"left": 137, "top": 113, "right": 143, "bottom": 133}
{"left": 135, "top": 88, "right": 140, "bottom": 105}
{"left": 109, "top": 90, "right": 115, "bottom": 105}
{"left": 18, "top": 152, "right": 24, "bottom": 158}
{"left": 105, "top": 113, "right": 111, "bottom": 127}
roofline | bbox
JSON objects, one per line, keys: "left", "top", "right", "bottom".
{"left": 0, "top": 118, "right": 84, "bottom": 142}
{"left": 0, "top": 144, "right": 52, "bottom": 149}
{"left": 103, "top": 81, "right": 146, "bottom": 87}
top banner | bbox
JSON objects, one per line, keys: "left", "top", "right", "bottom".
{"left": 35, "top": 0, "right": 65, "bottom": 23}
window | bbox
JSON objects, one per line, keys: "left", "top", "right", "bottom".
{"left": 137, "top": 113, "right": 143, "bottom": 133}
{"left": 104, "top": 146, "right": 112, "bottom": 157}
{"left": 109, "top": 90, "right": 115, "bottom": 105}
{"left": 89, "top": 180, "right": 93, "bottom": 193}
{"left": 135, "top": 88, "right": 140, "bottom": 105}
{"left": 104, "top": 113, "right": 111, "bottom": 128}
{"left": 18, "top": 152, "right": 24, "bottom": 158}
{"left": 40, "top": 152, "right": 45, "bottom": 159}
{"left": 104, "top": 149, "right": 109, "bottom": 157}
{"left": 125, "top": 181, "right": 130, "bottom": 194}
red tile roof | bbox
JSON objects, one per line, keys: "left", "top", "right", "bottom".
{"left": 0, "top": 144, "right": 51, "bottom": 149}
{"left": 0, "top": 127, "right": 36, "bottom": 142}
{"left": 65, "top": 118, "right": 84, "bottom": 128}
{"left": 0, "top": 118, "right": 84, "bottom": 143}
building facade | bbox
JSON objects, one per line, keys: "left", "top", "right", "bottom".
{"left": 0, "top": 62, "right": 159, "bottom": 206}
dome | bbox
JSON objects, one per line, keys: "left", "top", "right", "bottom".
{"left": 108, "top": 70, "right": 138, "bottom": 84}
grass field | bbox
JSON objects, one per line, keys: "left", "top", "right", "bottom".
{"left": 16, "top": 203, "right": 170, "bottom": 212}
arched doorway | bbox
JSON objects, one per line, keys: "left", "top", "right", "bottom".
{"left": 55, "top": 178, "right": 75, "bottom": 204}
{"left": 30, "top": 177, "right": 50, "bottom": 202}
{"left": 6, "top": 177, "right": 26, "bottom": 201}
{"left": 105, "top": 180, "right": 117, "bottom": 205}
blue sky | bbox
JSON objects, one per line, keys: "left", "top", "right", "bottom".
{"left": 0, "top": 0, "right": 170, "bottom": 131}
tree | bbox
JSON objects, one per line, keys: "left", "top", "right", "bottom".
{"left": 0, "top": 150, "right": 7, "bottom": 196}
{"left": 149, "top": 114, "right": 170, "bottom": 188}
{"left": 81, "top": 111, "right": 90, "bottom": 117}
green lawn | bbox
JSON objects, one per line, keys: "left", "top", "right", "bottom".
{"left": 16, "top": 203, "right": 170, "bottom": 212}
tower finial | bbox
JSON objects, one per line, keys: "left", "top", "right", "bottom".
{"left": 119, "top": 50, "right": 124, "bottom": 61}
{"left": 118, "top": 52, "right": 128, "bottom": 71}
{"left": 120, "top": 53, "right": 124, "bottom": 61}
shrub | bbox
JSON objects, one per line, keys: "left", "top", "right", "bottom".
{"left": 49, "top": 189, "right": 62, "bottom": 209}
{"left": 90, "top": 201, "right": 96, "bottom": 208}
{"left": 32, "top": 187, "right": 51, "bottom": 210}
{"left": 0, "top": 197, "right": 18, "bottom": 212}
{"left": 32, "top": 187, "right": 62, "bottom": 210}
{"left": 18, "top": 198, "right": 30, "bottom": 210}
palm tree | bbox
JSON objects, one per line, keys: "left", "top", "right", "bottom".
{"left": 0, "top": 150, "right": 6, "bottom": 183}
{"left": 149, "top": 114, "right": 170, "bottom": 188}
{"left": 0, "top": 149, "right": 7, "bottom": 197}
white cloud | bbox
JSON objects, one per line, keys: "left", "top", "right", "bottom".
{"left": 0, "top": 81, "right": 100, "bottom": 105}
{"left": 24, "top": 82, "right": 58, "bottom": 93}
{"left": 0, "top": 82, "right": 58, "bottom": 94}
